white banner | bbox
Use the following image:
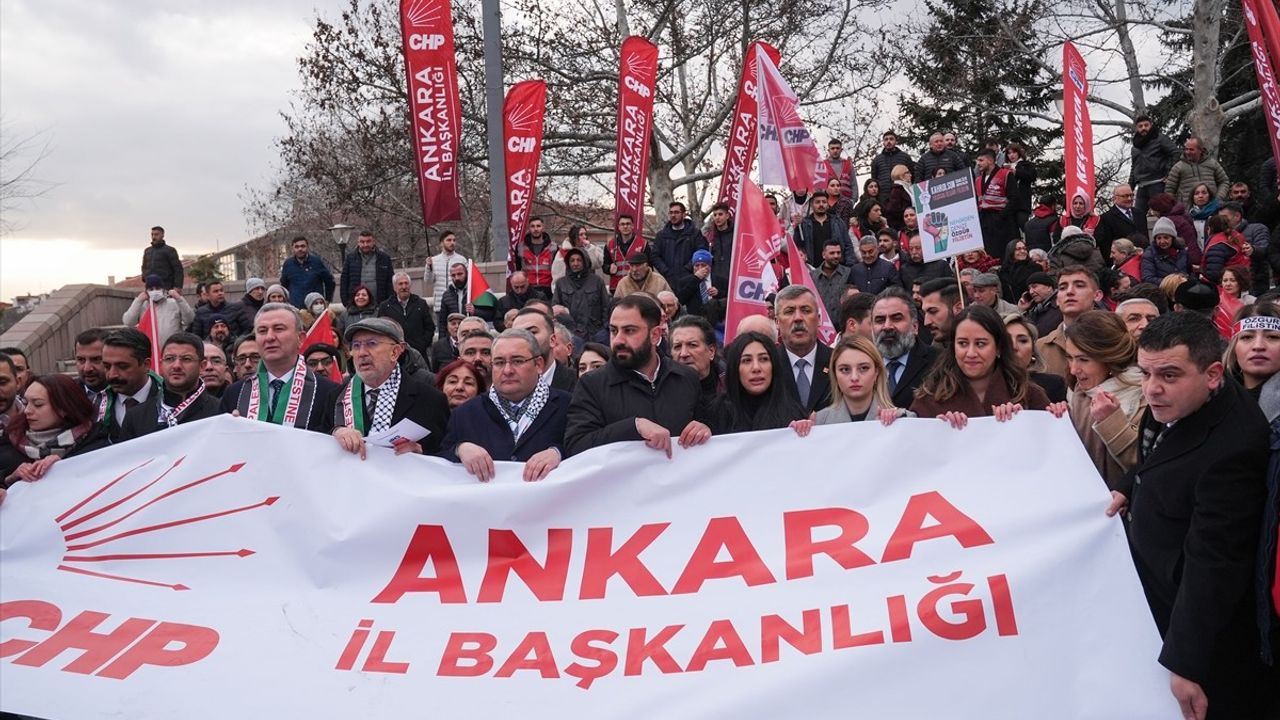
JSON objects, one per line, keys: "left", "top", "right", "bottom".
{"left": 0, "top": 415, "right": 1178, "bottom": 719}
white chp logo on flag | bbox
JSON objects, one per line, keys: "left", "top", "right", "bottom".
{"left": 505, "top": 104, "right": 538, "bottom": 153}
{"left": 404, "top": 0, "right": 447, "bottom": 49}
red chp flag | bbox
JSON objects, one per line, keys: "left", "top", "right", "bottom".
{"left": 136, "top": 300, "right": 162, "bottom": 373}
{"left": 503, "top": 80, "right": 548, "bottom": 273}
{"left": 400, "top": 0, "right": 463, "bottom": 225}
{"left": 301, "top": 312, "right": 342, "bottom": 383}
{"left": 1061, "top": 42, "right": 1095, "bottom": 211}
{"left": 755, "top": 46, "right": 820, "bottom": 193}
{"left": 615, "top": 37, "right": 659, "bottom": 227}
{"left": 1242, "top": 0, "right": 1280, "bottom": 183}
{"left": 716, "top": 41, "right": 781, "bottom": 210}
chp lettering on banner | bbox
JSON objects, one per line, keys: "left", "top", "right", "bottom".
{"left": 400, "top": 0, "right": 463, "bottom": 225}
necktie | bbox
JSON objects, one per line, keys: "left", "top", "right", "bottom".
{"left": 267, "top": 379, "right": 285, "bottom": 422}
{"left": 699, "top": 279, "right": 711, "bottom": 303}
{"left": 794, "top": 358, "right": 811, "bottom": 406}
{"left": 365, "top": 388, "right": 381, "bottom": 425}
{"left": 886, "top": 360, "right": 903, "bottom": 394}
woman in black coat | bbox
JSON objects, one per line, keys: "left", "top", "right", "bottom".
{"left": 999, "top": 239, "right": 1037, "bottom": 303}
{"left": 709, "top": 332, "right": 811, "bottom": 435}
{"left": 1, "top": 374, "right": 108, "bottom": 493}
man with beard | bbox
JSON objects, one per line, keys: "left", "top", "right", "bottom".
{"left": 458, "top": 328, "right": 495, "bottom": 378}
{"left": 919, "top": 278, "right": 965, "bottom": 339}
{"left": 205, "top": 316, "right": 234, "bottom": 352}
{"left": 517, "top": 217, "right": 558, "bottom": 297}
{"left": 565, "top": 294, "right": 711, "bottom": 457}
{"left": 74, "top": 328, "right": 109, "bottom": 406}
{"left": 871, "top": 130, "right": 914, "bottom": 203}
{"left": 794, "top": 189, "right": 854, "bottom": 269}
{"left": 613, "top": 249, "right": 672, "bottom": 299}
{"left": 552, "top": 248, "right": 610, "bottom": 342}
{"left": 1128, "top": 116, "right": 1181, "bottom": 220}
{"left": 121, "top": 333, "right": 222, "bottom": 439}
{"left": 776, "top": 285, "right": 832, "bottom": 413}
{"left": 437, "top": 263, "right": 469, "bottom": 340}
{"left": 201, "top": 342, "right": 232, "bottom": 398}
{"left": 0, "top": 354, "right": 19, "bottom": 432}
{"left": 220, "top": 303, "right": 339, "bottom": 433}
{"left": 100, "top": 328, "right": 162, "bottom": 443}
{"left": 872, "top": 288, "right": 938, "bottom": 409}
{"left": 813, "top": 239, "right": 852, "bottom": 321}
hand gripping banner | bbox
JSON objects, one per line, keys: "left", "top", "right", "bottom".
{"left": 716, "top": 41, "right": 781, "bottom": 211}
{"left": 615, "top": 37, "right": 659, "bottom": 227}
{"left": 1060, "top": 42, "right": 1094, "bottom": 211}
{"left": 400, "top": 0, "right": 463, "bottom": 225}
{"left": 503, "top": 80, "right": 548, "bottom": 271}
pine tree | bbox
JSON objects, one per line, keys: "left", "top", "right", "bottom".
{"left": 895, "top": 0, "right": 1061, "bottom": 189}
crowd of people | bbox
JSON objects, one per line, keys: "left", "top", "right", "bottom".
{"left": 1, "top": 120, "right": 1279, "bottom": 718}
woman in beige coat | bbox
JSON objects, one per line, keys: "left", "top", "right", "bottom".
{"left": 1063, "top": 310, "right": 1146, "bottom": 490}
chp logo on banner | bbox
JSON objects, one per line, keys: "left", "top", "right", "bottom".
{"left": 716, "top": 40, "right": 781, "bottom": 210}
{"left": 400, "top": 0, "right": 463, "bottom": 225}
{"left": 755, "top": 46, "right": 819, "bottom": 193}
{"left": 1060, "top": 42, "right": 1094, "bottom": 211}
{"left": 615, "top": 37, "right": 659, "bottom": 227}
{"left": 1242, "top": 0, "right": 1280, "bottom": 183}
{"left": 912, "top": 169, "right": 984, "bottom": 262}
{"left": 503, "top": 80, "right": 548, "bottom": 272}
{"left": 0, "top": 415, "right": 1181, "bottom": 719}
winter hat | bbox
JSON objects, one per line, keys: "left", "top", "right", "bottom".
{"left": 626, "top": 248, "right": 651, "bottom": 265}
{"left": 266, "top": 284, "right": 287, "bottom": 299}
{"left": 1026, "top": 272, "right": 1055, "bottom": 289}
{"left": 1147, "top": 193, "right": 1176, "bottom": 216}
{"left": 1059, "top": 225, "right": 1091, "bottom": 241}
{"left": 144, "top": 274, "right": 164, "bottom": 289}
{"left": 304, "top": 292, "right": 325, "bottom": 308}
{"left": 245, "top": 278, "right": 266, "bottom": 293}
{"left": 1151, "top": 217, "right": 1177, "bottom": 239}
{"left": 691, "top": 249, "right": 713, "bottom": 265}
{"left": 210, "top": 315, "right": 229, "bottom": 329}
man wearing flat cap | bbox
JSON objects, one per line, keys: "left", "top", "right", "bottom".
{"left": 969, "top": 272, "right": 1020, "bottom": 315}
{"left": 429, "top": 311, "right": 465, "bottom": 372}
{"left": 331, "top": 317, "right": 450, "bottom": 458}
{"left": 613, "top": 248, "right": 671, "bottom": 299}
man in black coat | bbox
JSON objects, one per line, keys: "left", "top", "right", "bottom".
{"left": 871, "top": 289, "right": 939, "bottom": 409}
{"left": 376, "top": 272, "right": 436, "bottom": 360}
{"left": 121, "top": 333, "right": 222, "bottom": 440}
{"left": 1108, "top": 312, "right": 1270, "bottom": 719}
{"left": 650, "top": 201, "right": 707, "bottom": 291}
{"left": 1093, "top": 184, "right": 1147, "bottom": 258}
{"left": 565, "top": 295, "right": 711, "bottom": 457}
{"left": 220, "top": 304, "right": 339, "bottom": 434}
{"left": 100, "top": 328, "right": 164, "bottom": 444}
{"left": 870, "top": 131, "right": 914, "bottom": 203}
{"left": 512, "top": 307, "right": 577, "bottom": 392}
{"left": 141, "top": 226, "right": 183, "bottom": 290}
{"left": 1129, "top": 116, "right": 1180, "bottom": 228}
{"left": 775, "top": 285, "right": 833, "bottom": 413}
{"left": 330, "top": 318, "right": 450, "bottom": 457}
{"left": 441, "top": 328, "right": 570, "bottom": 481}
{"left": 341, "top": 231, "right": 395, "bottom": 306}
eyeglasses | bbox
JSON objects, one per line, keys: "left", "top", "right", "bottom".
{"left": 349, "top": 339, "right": 392, "bottom": 352}
{"left": 491, "top": 356, "right": 535, "bottom": 371}
{"left": 234, "top": 353, "right": 262, "bottom": 364}
{"left": 306, "top": 357, "right": 335, "bottom": 368}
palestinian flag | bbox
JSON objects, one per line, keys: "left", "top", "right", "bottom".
{"left": 467, "top": 259, "right": 497, "bottom": 308}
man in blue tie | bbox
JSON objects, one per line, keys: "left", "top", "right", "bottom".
{"left": 220, "top": 303, "right": 338, "bottom": 433}
{"left": 776, "top": 285, "right": 831, "bottom": 412}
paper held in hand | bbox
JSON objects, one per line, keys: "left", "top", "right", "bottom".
{"left": 365, "top": 419, "right": 430, "bottom": 448}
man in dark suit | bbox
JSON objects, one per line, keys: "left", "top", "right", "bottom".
{"left": 441, "top": 328, "right": 570, "bottom": 481}
{"left": 1107, "top": 312, "right": 1270, "bottom": 719}
{"left": 100, "top": 328, "right": 164, "bottom": 444}
{"left": 121, "top": 333, "right": 222, "bottom": 440}
{"left": 776, "top": 285, "right": 832, "bottom": 413}
{"left": 330, "top": 318, "right": 450, "bottom": 457}
{"left": 376, "top": 271, "right": 436, "bottom": 361}
{"left": 871, "top": 288, "right": 939, "bottom": 409}
{"left": 341, "top": 231, "right": 395, "bottom": 306}
{"left": 1093, "top": 184, "right": 1147, "bottom": 258}
{"left": 511, "top": 307, "right": 577, "bottom": 392}
{"left": 220, "top": 303, "right": 339, "bottom": 433}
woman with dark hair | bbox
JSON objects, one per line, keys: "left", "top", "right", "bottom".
{"left": 0, "top": 374, "right": 108, "bottom": 488}
{"left": 911, "top": 305, "right": 1055, "bottom": 427}
{"left": 999, "top": 239, "right": 1036, "bottom": 303}
{"left": 851, "top": 178, "right": 880, "bottom": 223}
{"left": 709, "top": 331, "right": 811, "bottom": 435}
{"left": 1187, "top": 182, "right": 1221, "bottom": 242}
{"left": 337, "top": 285, "right": 378, "bottom": 340}
{"left": 576, "top": 342, "right": 609, "bottom": 376}
{"left": 1063, "top": 310, "right": 1146, "bottom": 490}
{"left": 828, "top": 177, "right": 856, "bottom": 224}
{"left": 854, "top": 200, "right": 888, "bottom": 240}
{"left": 435, "top": 359, "right": 490, "bottom": 409}
{"left": 1221, "top": 265, "right": 1256, "bottom": 304}
{"left": 1201, "top": 212, "right": 1250, "bottom": 285}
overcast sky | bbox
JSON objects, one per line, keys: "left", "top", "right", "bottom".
{"left": 0, "top": 0, "right": 349, "bottom": 299}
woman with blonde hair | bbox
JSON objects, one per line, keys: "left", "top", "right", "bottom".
{"left": 1158, "top": 272, "right": 1189, "bottom": 306}
{"left": 1063, "top": 310, "right": 1146, "bottom": 490}
{"left": 815, "top": 334, "right": 914, "bottom": 425}
{"left": 1002, "top": 313, "right": 1067, "bottom": 402}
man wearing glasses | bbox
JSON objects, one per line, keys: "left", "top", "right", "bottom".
{"left": 1094, "top": 184, "right": 1148, "bottom": 259}
{"left": 330, "top": 317, "right": 449, "bottom": 458}
{"left": 440, "top": 328, "right": 570, "bottom": 482}
{"left": 121, "top": 333, "right": 223, "bottom": 439}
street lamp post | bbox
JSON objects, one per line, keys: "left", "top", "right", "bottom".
{"left": 328, "top": 224, "right": 355, "bottom": 266}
